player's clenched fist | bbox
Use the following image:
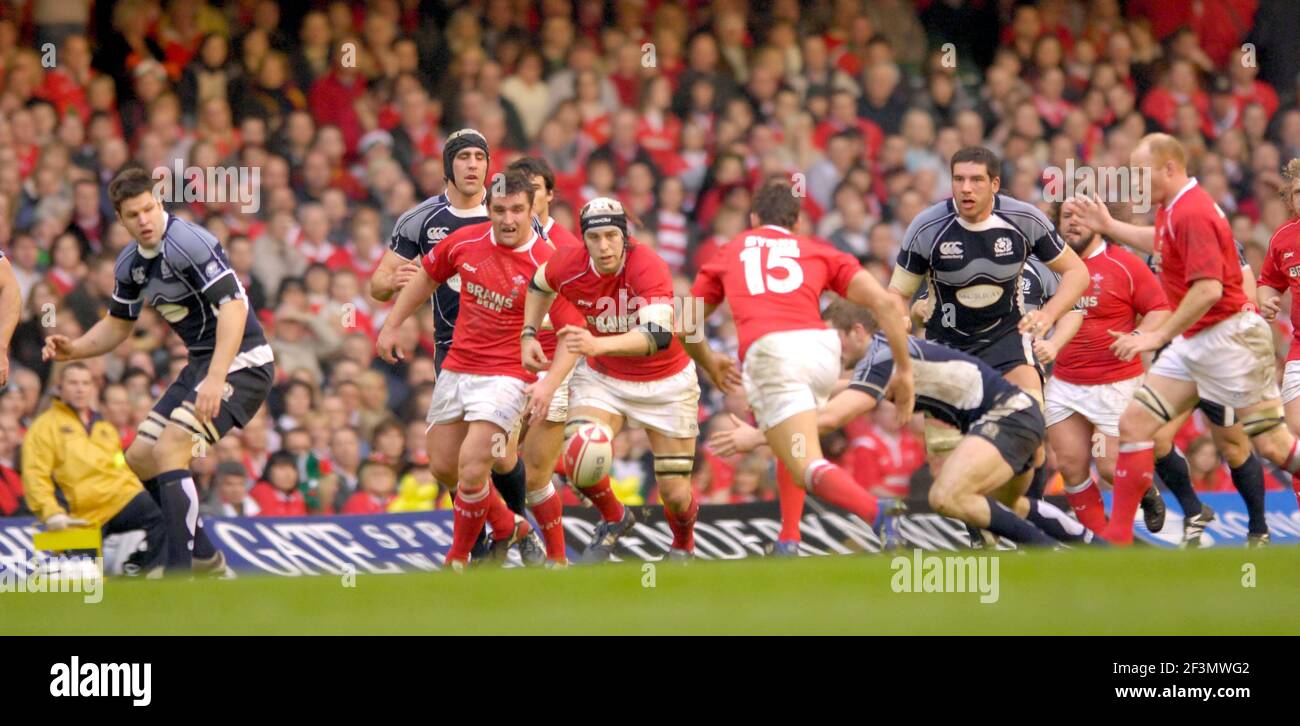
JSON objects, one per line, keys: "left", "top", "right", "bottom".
{"left": 41, "top": 335, "right": 76, "bottom": 362}
{"left": 521, "top": 335, "right": 549, "bottom": 371}
{"left": 375, "top": 327, "right": 404, "bottom": 363}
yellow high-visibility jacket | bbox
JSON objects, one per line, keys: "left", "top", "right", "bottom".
{"left": 22, "top": 399, "right": 143, "bottom": 526}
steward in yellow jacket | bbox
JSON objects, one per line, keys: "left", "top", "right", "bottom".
{"left": 22, "top": 363, "right": 165, "bottom": 574}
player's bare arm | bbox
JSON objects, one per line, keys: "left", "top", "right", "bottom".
{"left": 377, "top": 267, "right": 438, "bottom": 363}
{"left": 676, "top": 300, "right": 740, "bottom": 394}
{"left": 42, "top": 315, "right": 135, "bottom": 362}
{"left": 1033, "top": 309, "right": 1083, "bottom": 365}
{"left": 844, "top": 269, "right": 914, "bottom": 424}
{"left": 521, "top": 262, "right": 557, "bottom": 371}
{"left": 1022, "top": 246, "right": 1088, "bottom": 335}
{"left": 1110, "top": 278, "right": 1222, "bottom": 361}
{"left": 371, "top": 249, "right": 425, "bottom": 303}
{"left": 711, "top": 387, "right": 878, "bottom": 456}
{"left": 1072, "top": 194, "right": 1156, "bottom": 253}
{"left": 523, "top": 331, "right": 580, "bottom": 426}
{"left": 194, "top": 298, "right": 248, "bottom": 423}
{"left": 0, "top": 258, "right": 19, "bottom": 385}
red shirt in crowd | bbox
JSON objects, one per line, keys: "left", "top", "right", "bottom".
{"left": 341, "top": 491, "right": 394, "bottom": 515}
{"left": 845, "top": 425, "right": 925, "bottom": 499}
{"left": 423, "top": 221, "right": 553, "bottom": 382}
{"left": 1152, "top": 179, "right": 1249, "bottom": 336}
{"left": 249, "top": 482, "right": 308, "bottom": 517}
{"left": 693, "top": 224, "right": 860, "bottom": 362}
{"left": 542, "top": 238, "right": 690, "bottom": 381}
{"left": 1054, "top": 242, "right": 1170, "bottom": 385}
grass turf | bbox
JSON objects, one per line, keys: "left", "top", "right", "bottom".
{"left": 3, "top": 546, "right": 1296, "bottom": 635}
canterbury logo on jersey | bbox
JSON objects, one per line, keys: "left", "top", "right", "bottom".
{"left": 939, "top": 241, "right": 963, "bottom": 258}
{"left": 427, "top": 226, "right": 450, "bottom": 241}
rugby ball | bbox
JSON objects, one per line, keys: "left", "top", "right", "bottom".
{"left": 563, "top": 423, "right": 614, "bottom": 487}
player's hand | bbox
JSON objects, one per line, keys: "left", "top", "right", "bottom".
{"left": 1018, "top": 309, "right": 1050, "bottom": 336}
{"left": 1033, "top": 338, "right": 1060, "bottom": 365}
{"left": 393, "top": 260, "right": 422, "bottom": 290}
{"left": 704, "top": 352, "right": 742, "bottom": 394}
{"left": 376, "top": 327, "right": 404, "bottom": 363}
{"left": 521, "top": 336, "right": 549, "bottom": 372}
{"left": 195, "top": 374, "right": 225, "bottom": 423}
{"left": 884, "top": 366, "right": 915, "bottom": 426}
{"left": 910, "top": 296, "right": 934, "bottom": 327}
{"left": 41, "top": 335, "right": 76, "bottom": 362}
{"left": 1109, "top": 329, "right": 1164, "bottom": 362}
{"left": 560, "top": 325, "right": 602, "bottom": 356}
{"left": 1070, "top": 195, "right": 1114, "bottom": 235}
{"left": 523, "top": 381, "right": 557, "bottom": 426}
{"left": 708, "top": 414, "right": 766, "bottom": 456}
{"left": 1259, "top": 295, "right": 1282, "bottom": 321}
{"left": 44, "top": 512, "right": 89, "bottom": 531}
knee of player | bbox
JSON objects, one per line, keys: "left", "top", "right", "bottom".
{"left": 1118, "top": 405, "right": 1159, "bottom": 442}
{"left": 124, "top": 441, "right": 153, "bottom": 474}
{"left": 927, "top": 485, "right": 958, "bottom": 517}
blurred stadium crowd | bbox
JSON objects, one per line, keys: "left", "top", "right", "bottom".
{"left": 1, "top": 0, "right": 1299, "bottom": 519}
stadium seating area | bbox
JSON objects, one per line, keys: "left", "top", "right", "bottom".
{"left": 1, "top": 0, "right": 1299, "bottom": 519}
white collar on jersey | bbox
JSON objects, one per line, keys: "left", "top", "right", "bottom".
{"left": 1086, "top": 240, "right": 1107, "bottom": 259}
{"left": 446, "top": 190, "right": 487, "bottom": 218}
{"left": 952, "top": 210, "right": 1016, "bottom": 232}
{"left": 761, "top": 224, "right": 792, "bottom": 234}
{"left": 1167, "top": 178, "right": 1199, "bottom": 210}
{"left": 542, "top": 217, "right": 554, "bottom": 234}
{"left": 489, "top": 226, "right": 538, "bottom": 252}
{"left": 136, "top": 212, "right": 169, "bottom": 259}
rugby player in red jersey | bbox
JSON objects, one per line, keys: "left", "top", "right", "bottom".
{"left": 376, "top": 169, "right": 552, "bottom": 570}
{"left": 1253, "top": 157, "right": 1300, "bottom": 508}
{"left": 522, "top": 197, "right": 739, "bottom": 562}
{"left": 1044, "top": 199, "right": 1172, "bottom": 534}
{"left": 1077, "top": 134, "right": 1298, "bottom": 546}
{"left": 690, "top": 180, "right": 915, "bottom": 534}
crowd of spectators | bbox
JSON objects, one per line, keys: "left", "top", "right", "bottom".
{"left": 2, "top": 0, "right": 1299, "bottom": 519}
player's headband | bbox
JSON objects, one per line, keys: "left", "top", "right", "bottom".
{"left": 443, "top": 128, "right": 490, "bottom": 183}
{"left": 580, "top": 197, "right": 628, "bottom": 239}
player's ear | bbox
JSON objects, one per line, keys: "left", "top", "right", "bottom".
{"left": 990, "top": 174, "right": 1001, "bottom": 195}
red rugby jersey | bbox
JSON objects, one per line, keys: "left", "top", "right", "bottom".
{"left": 1152, "top": 179, "right": 1249, "bottom": 337}
{"left": 422, "top": 221, "right": 551, "bottom": 382}
{"left": 691, "top": 225, "right": 860, "bottom": 362}
{"left": 535, "top": 218, "right": 585, "bottom": 359}
{"left": 1054, "top": 242, "right": 1170, "bottom": 385}
{"left": 1256, "top": 217, "right": 1300, "bottom": 361}
{"left": 542, "top": 238, "right": 691, "bottom": 382}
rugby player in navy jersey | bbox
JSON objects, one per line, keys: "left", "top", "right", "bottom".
{"left": 714, "top": 299, "right": 1069, "bottom": 547}
{"left": 43, "top": 167, "right": 274, "bottom": 574}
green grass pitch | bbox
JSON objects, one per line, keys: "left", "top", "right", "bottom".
{"left": 3, "top": 546, "right": 1296, "bottom": 635}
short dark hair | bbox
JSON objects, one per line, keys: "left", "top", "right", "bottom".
{"left": 821, "top": 297, "right": 878, "bottom": 334}
{"left": 752, "top": 180, "right": 801, "bottom": 228}
{"left": 59, "top": 361, "right": 93, "bottom": 386}
{"left": 485, "top": 168, "right": 536, "bottom": 207}
{"left": 506, "top": 157, "right": 555, "bottom": 193}
{"left": 950, "top": 146, "right": 1001, "bottom": 180}
{"left": 108, "top": 167, "right": 156, "bottom": 212}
